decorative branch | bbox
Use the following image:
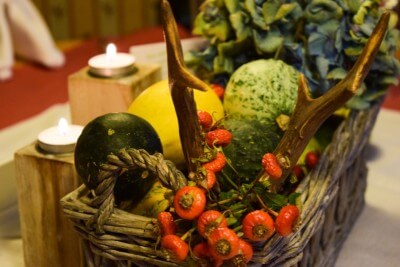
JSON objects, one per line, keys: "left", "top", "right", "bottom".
{"left": 262, "top": 11, "right": 391, "bottom": 193}
{"left": 161, "top": 0, "right": 211, "bottom": 173}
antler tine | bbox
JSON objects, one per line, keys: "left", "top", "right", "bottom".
{"left": 161, "top": 0, "right": 209, "bottom": 92}
{"left": 347, "top": 11, "right": 391, "bottom": 92}
{"left": 258, "top": 11, "right": 391, "bottom": 193}
{"left": 161, "top": 0, "right": 208, "bottom": 173}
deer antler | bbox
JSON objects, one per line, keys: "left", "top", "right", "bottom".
{"left": 161, "top": 0, "right": 210, "bottom": 173}
{"left": 262, "top": 11, "right": 391, "bottom": 193}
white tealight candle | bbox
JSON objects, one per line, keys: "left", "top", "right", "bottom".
{"left": 88, "top": 43, "right": 136, "bottom": 78}
{"left": 37, "top": 118, "right": 83, "bottom": 154}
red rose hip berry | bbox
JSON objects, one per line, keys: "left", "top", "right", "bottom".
{"left": 197, "top": 210, "right": 228, "bottom": 238}
{"left": 242, "top": 210, "right": 275, "bottom": 241}
{"left": 210, "top": 83, "right": 225, "bottom": 99}
{"left": 203, "top": 152, "right": 226, "bottom": 173}
{"left": 206, "top": 129, "right": 232, "bottom": 147}
{"left": 207, "top": 227, "right": 240, "bottom": 261}
{"left": 161, "top": 234, "right": 189, "bottom": 261}
{"left": 198, "top": 110, "right": 213, "bottom": 129}
{"left": 262, "top": 153, "right": 282, "bottom": 180}
{"left": 157, "top": 211, "right": 176, "bottom": 236}
{"left": 173, "top": 186, "right": 206, "bottom": 220}
{"left": 305, "top": 151, "right": 319, "bottom": 170}
{"left": 275, "top": 205, "right": 300, "bottom": 237}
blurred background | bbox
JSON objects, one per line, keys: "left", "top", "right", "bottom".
{"left": 30, "top": 0, "right": 203, "bottom": 40}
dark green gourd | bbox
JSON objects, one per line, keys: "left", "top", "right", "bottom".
{"left": 220, "top": 118, "right": 281, "bottom": 188}
{"left": 74, "top": 113, "right": 162, "bottom": 203}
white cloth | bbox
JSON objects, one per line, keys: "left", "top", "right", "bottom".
{"left": 0, "top": 0, "right": 64, "bottom": 81}
{"left": 336, "top": 109, "right": 400, "bottom": 266}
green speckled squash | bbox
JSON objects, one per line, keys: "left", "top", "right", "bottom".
{"left": 223, "top": 59, "right": 299, "bottom": 125}
{"left": 220, "top": 118, "right": 281, "bottom": 188}
{"left": 75, "top": 113, "right": 163, "bottom": 203}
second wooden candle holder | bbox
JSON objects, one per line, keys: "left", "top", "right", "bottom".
{"left": 68, "top": 63, "right": 161, "bottom": 126}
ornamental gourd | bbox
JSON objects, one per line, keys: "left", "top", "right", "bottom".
{"left": 221, "top": 118, "right": 281, "bottom": 188}
{"left": 74, "top": 113, "right": 162, "bottom": 203}
{"left": 223, "top": 59, "right": 299, "bottom": 125}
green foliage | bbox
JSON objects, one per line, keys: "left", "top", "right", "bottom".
{"left": 187, "top": 0, "right": 400, "bottom": 109}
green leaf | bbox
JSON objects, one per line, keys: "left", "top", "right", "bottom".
{"left": 192, "top": 13, "right": 207, "bottom": 36}
{"left": 229, "top": 12, "right": 252, "bottom": 41}
{"left": 262, "top": 192, "right": 287, "bottom": 210}
{"left": 344, "top": 46, "right": 364, "bottom": 56}
{"left": 213, "top": 54, "right": 234, "bottom": 74}
{"left": 262, "top": 2, "right": 280, "bottom": 24}
{"left": 343, "top": 0, "right": 363, "bottom": 13}
{"left": 353, "top": 0, "right": 376, "bottom": 25}
{"left": 316, "top": 56, "right": 330, "bottom": 77}
{"left": 379, "top": 76, "right": 399, "bottom": 85}
{"left": 244, "top": 0, "right": 268, "bottom": 30}
{"left": 224, "top": 0, "right": 240, "bottom": 14}
{"left": 362, "top": 89, "right": 388, "bottom": 101}
{"left": 346, "top": 96, "right": 371, "bottom": 110}
{"left": 254, "top": 187, "right": 288, "bottom": 210}
{"left": 288, "top": 193, "right": 301, "bottom": 205}
{"left": 207, "top": 19, "right": 232, "bottom": 42}
{"left": 253, "top": 29, "right": 283, "bottom": 54}
{"left": 326, "top": 68, "right": 347, "bottom": 80}
{"left": 275, "top": 3, "right": 300, "bottom": 21}
{"left": 305, "top": 0, "right": 343, "bottom": 23}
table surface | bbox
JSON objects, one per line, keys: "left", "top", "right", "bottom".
{"left": 0, "top": 26, "right": 400, "bottom": 266}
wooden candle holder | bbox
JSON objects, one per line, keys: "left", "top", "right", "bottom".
{"left": 68, "top": 63, "right": 161, "bottom": 126}
{"left": 14, "top": 143, "right": 85, "bottom": 267}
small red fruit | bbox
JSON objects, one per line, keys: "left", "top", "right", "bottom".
{"left": 197, "top": 210, "right": 228, "bottom": 238}
{"left": 238, "top": 239, "right": 253, "bottom": 263}
{"left": 161, "top": 234, "right": 189, "bottom": 261}
{"left": 210, "top": 83, "right": 225, "bottom": 99}
{"left": 275, "top": 205, "right": 300, "bottom": 237}
{"left": 157, "top": 211, "right": 176, "bottom": 236}
{"left": 242, "top": 210, "right": 275, "bottom": 241}
{"left": 305, "top": 151, "right": 319, "bottom": 170}
{"left": 203, "top": 152, "right": 226, "bottom": 173}
{"left": 198, "top": 110, "right": 213, "bottom": 129}
{"left": 206, "top": 129, "right": 232, "bottom": 147}
{"left": 207, "top": 227, "right": 240, "bottom": 261}
{"left": 292, "top": 165, "right": 305, "bottom": 180}
{"left": 227, "top": 239, "right": 254, "bottom": 266}
{"left": 205, "top": 169, "right": 216, "bottom": 190}
{"left": 193, "top": 242, "right": 211, "bottom": 262}
{"left": 261, "top": 153, "right": 282, "bottom": 180}
{"left": 173, "top": 186, "right": 206, "bottom": 220}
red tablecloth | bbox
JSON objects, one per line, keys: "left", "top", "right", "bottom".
{"left": 0, "top": 26, "right": 399, "bottom": 130}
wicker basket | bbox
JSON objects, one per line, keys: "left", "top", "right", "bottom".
{"left": 60, "top": 98, "right": 382, "bottom": 267}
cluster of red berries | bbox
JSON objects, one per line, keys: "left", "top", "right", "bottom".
{"left": 198, "top": 110, "right": 232, "bottom": 190}
{"left": 158, "top": 208, "right": 253, "bottom": 266}
{"left": 158, "top": 204, "right": 299, "bottom": 265}
{"left": 157, "top": 111, "right": 301, "bottom": 265}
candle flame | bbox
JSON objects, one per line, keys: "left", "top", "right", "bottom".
{"left": 106, "top": 43, "right": 117, "bottom": 59}
{"left": 58, "top": 118, "right": 69, "bottom": 135}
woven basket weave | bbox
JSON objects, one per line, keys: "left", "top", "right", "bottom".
{"left": 61, "top": 100, "right": 381, "bottom": 267}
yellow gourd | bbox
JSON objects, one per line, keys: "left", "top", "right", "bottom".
{"left": 128, "top": 80, "right": 224, "bottom": 167}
